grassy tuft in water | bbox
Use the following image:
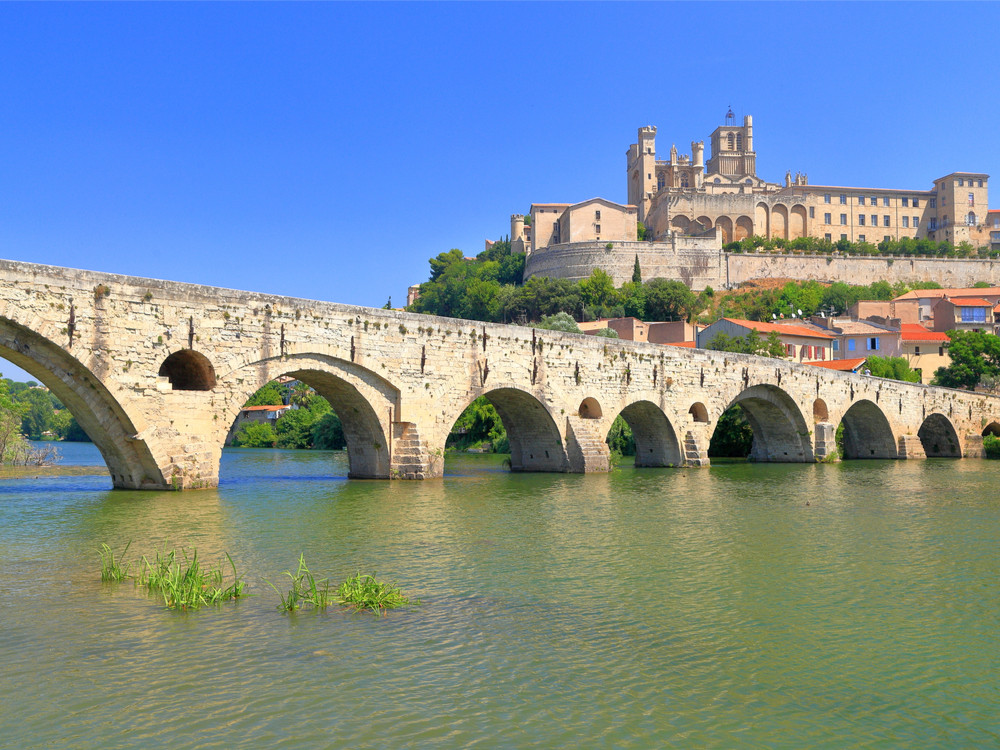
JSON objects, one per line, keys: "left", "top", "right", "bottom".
{"left": 267, "top": 554, "right": 334, "bottom": 611}
{"left": 135, "top": 548, "right": 247, "bottom": 611}
{"left": 336, "top": 572, "right": 418, "bottom": 615}
{"left": 99, "top": 541, "right": 132, "bottom": 582}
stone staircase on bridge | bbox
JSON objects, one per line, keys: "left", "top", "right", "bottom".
{"left": 392, "top": 422, "right": 438, "bottom": 480}
{"left": 565, "top": 416, "right": 611, "bottom": 473}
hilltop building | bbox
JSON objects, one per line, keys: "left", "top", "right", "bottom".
{"left": 514, "top": 112, "right": 995, "bottom": 291}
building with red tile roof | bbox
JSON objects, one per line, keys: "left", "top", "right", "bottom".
{"left": 696, "top": 317, "right": 833, "bottom": 362}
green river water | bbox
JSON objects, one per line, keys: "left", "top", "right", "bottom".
{"left": 1, "top": 444, "right": 998, "bottom": 748}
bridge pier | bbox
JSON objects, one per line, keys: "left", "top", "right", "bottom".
{"left": 683, "top": 426, "right": 711, "bottom": 467}
{"left": 814, "top": 422, "right": 838, "bottom": 462}
{"left": 565, "top": 416, "right": 611, "bottom": 473}
{"left": 962, "top": 434, "right": 985, "bottom": 459}
{"left": 896, "top": 434, "right": 926, "bottom": 459}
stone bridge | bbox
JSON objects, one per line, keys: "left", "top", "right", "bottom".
{"left": 1, "top": 259, "right": 998, "bottom": 489}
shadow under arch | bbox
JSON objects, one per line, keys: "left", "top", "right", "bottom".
{"left": 982, "top": 422, "right": 1000, "bottom": 437}
{"left": 722, "top": 383, "right": 813, "bottom": 462}
{"left": 919, "top": 413, "right": 961, "bottom": 457}
{"left": 838, "top": 399, "right": 897, "bottom": 459}
{"left": 614, "top": 400, "right": 682, "bottom": 468}
{"left": 0, "top": 317, "right": 164, "bottom": 488}
{"left": 447, "top": 387, "right": 567, "bottom": 472}
{"left": 221, "top": 354, "right": 402, "bottom": 480}
{"left": 159, "top": 349, "right": 217, "bottom": 390}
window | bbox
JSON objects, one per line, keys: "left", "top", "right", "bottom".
{"left": 595, "top": 224, "right": 601, "bottom": 234}
{"left": 859, "top": 196, "right": 866, "bottom": 205}
{"left": 969, "top": 193, "right": 975, "bottom": 206}
{"left": 824, "top": 212, "right": 832, "bottom": 224}
{"left": 859, "top": 234, "right": 866, "bottom": 242}
{"left": 713, "top": 177, "right": 721, "bottom": 184}
{"left": 939, "top": 346, "right": 945, "bottom": 356}
{"left": 868, "top": 337, "right": 880, "bottom": 351}
{"left": 902, "top": 197, "right": 909, "bottom": 207}
{"left": 870, "top": 196, "right": 877, "bottom": 205}
{"left": 847, "top": 339, "right": 856, "bottom": 352}
{"left": 871, "top": 215, "right": 878, "bottom": 226}
{"left": 961, "top": 307, "right": 987, "bottom": 323}
{"left": 840, "top": 194, "right": 847, "bottom": 204}
{"left": 883, "top": 215, "right": 890, "bottom": 227}
{"left": 824, "top": 194, "right": 831, "bottom": 203}
{"left": 884, "top": 235, "right": 891, "bottom": 243}
{"left": 785, "top": 343, "right": 795, "bottom": 357}
{"left": 736, "top": 134, "right": 743, "bottom": 150}
{"left": 809, "top": 207, "right": 815, "bottom": 218}
{"left": 993, "top": 231, "right": 1000, "bottom": 242}
{"left": 833, "top": 339, "right": 839, "bottom": 351}
{"left": 657, "top": 174, "right": 665, "bottom": 190}
{"left": 994, "top": 217, "right": 1000, "bottom": 228}
{"left": 727, "top": 133, "right": 735, "bottom": 150}
{"left": 914, "top": 346, "right": 921, "bottom": 356}
{"left": 824, "top": 233, "right": 832, "bottom": 241}
{"left": 595, "top": 210, "right": 601, "bottom": 220}
{"left": 902, "top": 216, "right": 909, "bottom": 228}
{"left": 913, "top": 217, "right": 919, "bottom": 228}
{"left": 929, "top": 218, "right": 938, "bottom": 230}
{"left": 840, "top": 214, "right": 848, "bottom": 225}
{"left": 913, "top": 199, "right": 920, "bottom": 208}
{"left": 967, "top": 212, "right": 977, "bottom": 226}
{"left": 958, "top": 179, "right": 964, "bottom": 186}
{"left": 979, "top": 180, "right": 983, "bottom": 188}
{"left": 930, "top": 198, "right": 936, "bottom": 208}
{"left": 841, "top": 234, "right": 847, "bottom": 240}
{"left": 648, "top": 173, "right": 651, "bottom": 179}
{"left": 858, "top": 215, "right": 865, "bottom": 226}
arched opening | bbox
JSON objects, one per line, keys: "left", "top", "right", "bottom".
{"left": 689, "top": 402, "right": 709, "bottom": 423}
{"left": 789, "top": 205, "right": 807, "bottom": 240}
{"left": 671, "top": 216, "right": 691, "bottom": 234}
{"left": 608, "top": 401, "right": 682, "bottom": 468}
{"left": 918, "top": 413, "right": 961, "bottom": 458}
{"left": 837, "top": 400, "right": 897, "bottom": 459}
{"left": 813, "top": 398, "right": 829, "bottom": 422}
{"left": 0, "top": 317, "right": 164, "bottom": 488}
{"left": 579, "top": 397, "right": 602, "bottom": 419}
{"left": 709, "top": 385, "right": 812, "bottom": 462}
{"left": 981, "top": 422, "right": 1000, "bottom": 437}
{"left": 444, "top": 388, "right": 566, "bottom": 472}
{"left": 771, "top": 204, "right": 789, "bottom": 240}
{"left": 735, "top": 216, "right": 754, "bottom": 241}
{"left": 696, "top": 216, "right": 714, "bottom": 233}
{"left": 158, "top": 349, "right": 217, "bottom": 391}
{"left": 716, "top": 216, "right": 734, "bottom": 245}
{"left": 755, "top": 202, "right": 770, "bottom": 239}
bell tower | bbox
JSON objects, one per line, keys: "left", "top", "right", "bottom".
{"left": 706, "top": 108, "right": 757, "bottom": 178}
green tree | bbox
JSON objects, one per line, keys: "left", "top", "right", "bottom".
{"left": 632, "top": 254, "right": 642, "bottom": 283}
{"left": 245, "top": 383, "right": 287, "bottom": 406}
{"left": 644, "top": 279, "right": 698, "bottom": 321}
{"left": 709, "top": 407, "right": 754, "bottom": 458}
{"left": 865, "top": 356, "right": 921, "bottom": 383}
{"left": 311, "top": 412, "right": 346, "bottom": 450}
{"left": 932, "top": 330, "right": 1000, "bottom": 389}
{"left": 17, "top": 387, "right": 54, "bottom": 439}
{"left": 536, "top": 311, "right": 581, "bottom": 333}
{"left": 579, "top": 268, "right": 619, "bottom": 310}
{"left": 706, "top": 329, "right": 785, "bottom": 358}
{"left": 232, "top": 421, "right": 277, "bottom": 448}
{"left": 275, "top": 408, "right": 318, "bottom": 449}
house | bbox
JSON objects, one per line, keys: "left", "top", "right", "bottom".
{"left": 930, "top": 297, "right": 994, "bottom": 333}
{"left": 696, "top": 318, "right": 834, "bottom": 361}
{"left": 808, "top": 316, "right": 902, "bottom": 360}
{"left": 899, "top": 324, "right": 950, "bottom": 383}
{"left": 580, "top": 317, "right": 699, "bottom": 344}
{"left": 892, "top": 287, "right": 1000, "bottom": 327}
{"left": 225, "top": 404, "right": 291, "bottom": 445}
{"left": 803, "top": 357, "right": 868, "bottom": 373}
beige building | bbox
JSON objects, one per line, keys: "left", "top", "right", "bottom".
{"left": 899, "top": 324, "right": 950, "bottom": 384}
{"left": 628, "top": 111, "right": 991, "bottom": 248}
{"left": 579, "top": 317, "right": 698, "bottom": 344}
{"left": 512, "top": 198, "right": 638, "bottom": 253}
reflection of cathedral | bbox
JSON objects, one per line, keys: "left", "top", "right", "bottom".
{"left": 628, "top": 110, "right": 990, "bottom": 247}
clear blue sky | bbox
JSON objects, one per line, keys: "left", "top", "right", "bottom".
{"left": 0, "top": 2, "right": 997, "bottom": 382}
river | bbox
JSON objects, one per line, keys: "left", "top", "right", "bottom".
{"left": 1, "top": 444, "right": 998, "bottom": 747}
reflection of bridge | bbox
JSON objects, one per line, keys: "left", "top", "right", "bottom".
{"left": 2, "top": 259, "right": 998, "bottom": 489}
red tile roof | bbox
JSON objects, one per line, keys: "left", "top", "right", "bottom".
{"left": 664, "top": 341, "right": 696, "bottom": 348}
{"left": 899, "top": 324, "right": 950, "bottom": 342}
{"left": 722, "top": 318, "right": 834, "bottom": 339}
{"left": 948, "top": 297, "right": 991, "bottom": 307}
{"left": 804, "top": 357, "right": 868, "bottom": 371}
{"left": 895, "top": 287, "right": 1000, "bottom": 301}
{"left": 241, "top": 404, "right": 289, "bottom": 412}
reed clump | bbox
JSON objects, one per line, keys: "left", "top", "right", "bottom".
{"left": 269, "top": 556, "right": 418, "bottom": 615}
{"left": 99, "top": 543, "right": 247, "bottom": 611}
{"left": 99, "top": 541, "right": 132, "bottom": 582}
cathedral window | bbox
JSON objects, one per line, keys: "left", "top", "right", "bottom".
{"left": 727, "top": 133, "right": 734, "bottom": 150}
{"left": 681, "top": 175, "right": 689, "bottom": 187}
{"left": 736, "top": 134, "right": 743, "bottom": 150}
{"left": 657, "top": 174, "right": 665, "bottom": 190}
{"left": 967, "top": 212, "right": 977, "bottom": 226}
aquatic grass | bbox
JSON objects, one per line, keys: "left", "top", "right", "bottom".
{"left": 267, "top": 554, "right": 334, "bottom": 611}
{"left": 99, "top": 541, "right": 132, "bottom": 582}
{"left": 336, "top": 572, "right": 418, "bottom": 615}
{"left": 136, "top": 548, "right": 247, "bottom": 611}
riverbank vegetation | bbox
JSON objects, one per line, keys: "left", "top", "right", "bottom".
{"left": 407, "top": 240, "right": 950, "bottom": 326}
{"left": 230, "top": 381, "right": 346, "bottom": 450}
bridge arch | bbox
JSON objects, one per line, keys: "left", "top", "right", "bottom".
{"left": 612, "top": 400, "right": 682, "bottom": 468}
{"left": 579, "top": 397, "right": 602, "bottom": 419}
{"left": 722, "top": 383, "right": 812, "bottom": 462}
{"left": 220, "top": 353, "right": 400, "bottom": 479}
{"left": 441, "top": 387, "right": 567, "bottom": 473}
{"left": 982, "top": 422, "right": 1000, "bottom": 437}
{"left": 0, "top": 316, "right": 165, "bottom": 488}
{"left": 918, "top": 413, "right": 961, "bottom": 457}
{"left": 159, "top": 349, "right": 217, "bottom": 391}
{"left": 838, "top": 399, "right": 897, "bottom": 459}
